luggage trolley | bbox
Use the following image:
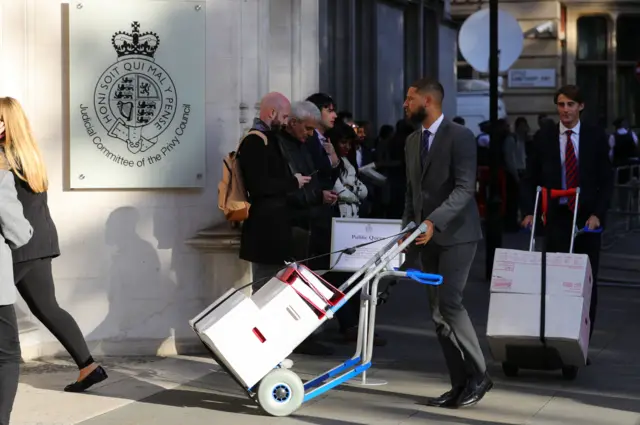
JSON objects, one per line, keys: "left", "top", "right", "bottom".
{"left": 500, "top": 186, "right": 601, "bottom": 380}
{"left": 189, "top": 221, "right": 443, "bottom": 417}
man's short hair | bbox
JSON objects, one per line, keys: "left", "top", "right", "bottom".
{"left": 306, "top": 93, "right": 335, "bottom": 111}
{"left": 410, "top": 77, "right": 445, "bottom": 102}
{"left": 554, "top": 85, "right": 584, "bottom": 104}
{"left": 290, "top": 101, "right": 321, "bottom": 121}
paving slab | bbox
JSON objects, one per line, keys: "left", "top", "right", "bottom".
{"left": 12, "top": 356, "right": 216, "bottom": 425}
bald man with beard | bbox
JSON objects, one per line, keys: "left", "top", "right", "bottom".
{"left": 239, "top": 92, "right": 311, "bottom": 286}
{"left": 252, "top": 92, "right": 291, "bottom": 132}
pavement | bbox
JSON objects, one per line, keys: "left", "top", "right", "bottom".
{"left": 11, "top": 233, "right": 640, "bottom": 425}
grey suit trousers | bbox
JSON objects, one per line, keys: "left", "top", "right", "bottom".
{"left": 416, "top": 241, "right": 486, "bottom": 387}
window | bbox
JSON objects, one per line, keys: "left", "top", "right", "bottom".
{"left": 576, "top": 16, "right": 609, "bottom": 126}
{"left": 617, "top": 16, "right": 640, "bottom": 61}
{"left": 577, "top": 16, "right": 607, "bottom": 61}
{"left": 617, "top": 67, "right": 640, "bottom": 126}
{"left": 577, "top": 65, "right": 608, "bottom": 127}
{"left": 616, "top": 15, "right": 640, "bottom": 126}
{"left": 453, "top": 17, "right": 473, "bottom": 80}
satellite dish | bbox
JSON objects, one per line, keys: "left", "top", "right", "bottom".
{"left": 458, "top": 9, "right": 524, "bottom": 73}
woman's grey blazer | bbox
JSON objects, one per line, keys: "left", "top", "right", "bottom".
{"left": 0, "top": 168, "right": 33, "bottom": 306}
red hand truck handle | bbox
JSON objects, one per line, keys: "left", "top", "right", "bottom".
{"left": 539, "top": 187, "right": 578, "bottom": 225}
{"left": 548, "top": 188, "right": 577, "bottom": 199}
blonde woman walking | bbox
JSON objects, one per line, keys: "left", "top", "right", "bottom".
{"left": 0, "top": 97, "right": 107, "bottom": 392}
{"left": 0, "top": 135, "right": 33, "bottom": 424}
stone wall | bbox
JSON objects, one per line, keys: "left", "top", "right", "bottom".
{"left": 0, "top": 0, "right": 319, "bottom": 359}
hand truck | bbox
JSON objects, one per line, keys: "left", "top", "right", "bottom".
{"left": 501, "top": 186, "right": 601, "bottom": 380}
{"left": 190, "top": 221, "right": 443, "bottom": 416}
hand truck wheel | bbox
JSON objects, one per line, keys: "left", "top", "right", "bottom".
{"left": 256, "top": 369, "right": 304, "bottom": 417}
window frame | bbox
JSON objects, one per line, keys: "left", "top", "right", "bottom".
{"left": 575, "top": 15, "right": 611, "bottom": 127}
{"left": 615, "top": 14, "right": 640, "bottom": 128}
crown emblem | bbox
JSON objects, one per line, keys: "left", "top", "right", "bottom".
{"left": 365, "top": 224, "right": 373, "bottom": 233}
{"left": 112, "top": 21, "right": 160, "bottom": 59}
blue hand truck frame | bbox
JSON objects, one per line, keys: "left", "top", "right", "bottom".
{"left": 191, "top": 221, "right": 443, "bottom": 417}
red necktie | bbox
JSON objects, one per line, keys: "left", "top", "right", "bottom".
{"left": 565, "top": 130, "right": 578, "bottom": 211}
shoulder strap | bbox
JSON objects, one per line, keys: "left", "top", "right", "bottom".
{"left": 247, "top": 130, "right": 268, "bottom": 145}
{"left": 236, "top": 129, "right": 268, "bottom": 153}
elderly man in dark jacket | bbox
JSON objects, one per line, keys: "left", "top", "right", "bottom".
{"left": 279, "top": 101, "right": 338, "bottom": 253}
{"left": 278, "top": 100, "right": 338, "bottom": 356}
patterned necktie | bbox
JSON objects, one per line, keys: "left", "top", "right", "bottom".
{"left": 421, "top": 130, "right": 431, "bottom": 168}
{"left": 565, "top": 129, "right": 578, "bottom": 211}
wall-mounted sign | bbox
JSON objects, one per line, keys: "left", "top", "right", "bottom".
{"left": 69, "top": 1, "right": 206, "bottom": 189}
{"left": 507, "top": 68, "right": 556, "bottom": 88}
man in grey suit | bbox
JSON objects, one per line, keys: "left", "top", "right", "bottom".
{"left": 402, "top": 77, "right": 492, "bottom": 408}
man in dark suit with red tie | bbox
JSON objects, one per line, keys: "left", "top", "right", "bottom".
{"left": 520, "top": 85, "right": 613, "bottom": 340}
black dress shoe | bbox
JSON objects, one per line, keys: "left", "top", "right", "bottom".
{"left": 425, "top": 386, "right": 465, "bottom": 408}
{"left": 459, "top": 373, "right": 493, "bottom": 408}
{"left": 64, "top": 365, "right": 108, "bottom": 393}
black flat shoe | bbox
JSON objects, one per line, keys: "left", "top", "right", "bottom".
{"left": 64, "top": 365, "right": 108, "bottom": 393}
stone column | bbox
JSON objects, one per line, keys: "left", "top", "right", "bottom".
{"left": 185, "top": 224, "right": 253, "bottom": 304}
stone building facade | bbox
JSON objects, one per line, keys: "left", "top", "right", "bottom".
{"left": 2, "top": 0, "right": 318, "bottom": 359}
{"left": 452, "top": 0, "right": 640, "bottom": 130}
{"left": 4, "top": 0, "right": 456, "bottom": 359}
{"left": 319, "top": 0, "right": 458, "bottom": 131}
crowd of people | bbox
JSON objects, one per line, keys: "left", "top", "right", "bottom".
{"left": 236, "top": 78, "right": 494, "bottom": 408}
{"left": 464, "top": 112, "right": 638, "bottom": 232}
{"left": 0, "top": 75, "right": 624, "bottom": 422}
{"left": 235, "top": 81, "right": 616, "bottom": 410}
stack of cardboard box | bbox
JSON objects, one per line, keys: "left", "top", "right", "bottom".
{"left": 486, "top": 248, "right": 593, "bottom": 366}
{"left": 190, "top": 264, "right": 343, "bottom": 388}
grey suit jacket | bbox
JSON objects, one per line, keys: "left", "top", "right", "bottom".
{"left": 0, "top": 169, "right": 33, "bottom": 305}
{"left": 402, "top": 118, "right": 483, "bottom": 246}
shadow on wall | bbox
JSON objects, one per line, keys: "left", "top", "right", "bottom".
{"left": 85, "top": 206, "right": 177, "bottom": 356}
{"left": 152, "top": 206, "right": 207, "bottom": 355}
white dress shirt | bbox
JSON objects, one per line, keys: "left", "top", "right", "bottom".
{"left": 355, "top": 147, "right": 363, "bottom": 168}
{"left": 421, "top": 113, "right": 445, "bottom": 151}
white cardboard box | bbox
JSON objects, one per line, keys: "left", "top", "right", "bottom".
{"left": 253, "top": 277, "right": 321, "bottom": 345}
{"left": 487, "top": 248, "right": 593, "bottom": 366}
{"left": 191, "top": 277, "right": 323, "bottom": 389}
{"left": 486, "top": 292, "right": 591, "bottom": 365}
{"left": 490, "top": 248, "right": 592, "bottom": 297}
